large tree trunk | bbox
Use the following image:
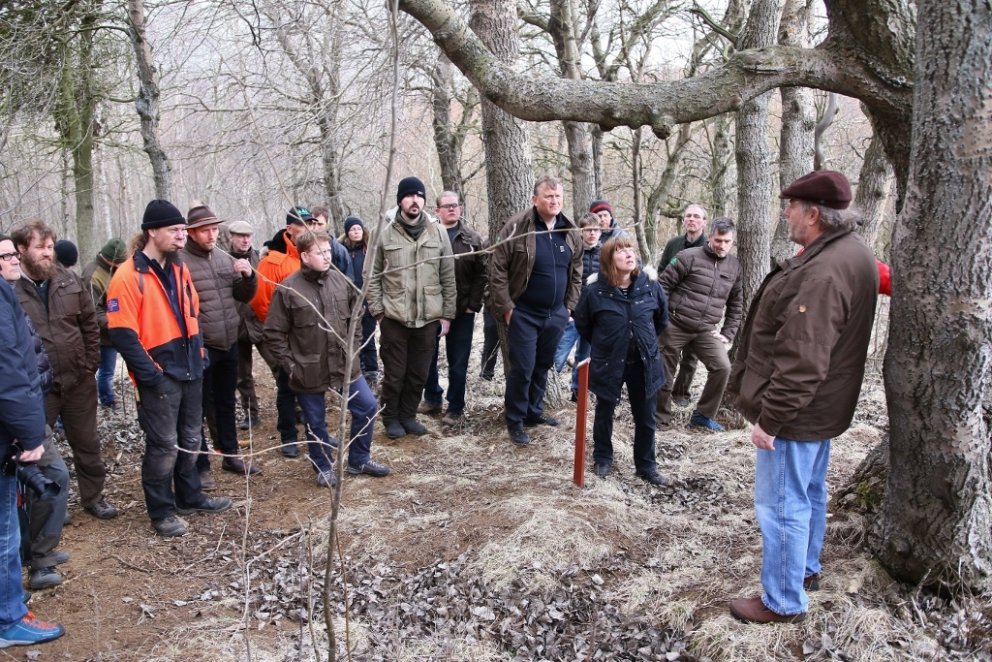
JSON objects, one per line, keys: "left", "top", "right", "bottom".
{"left": 431, "top": 57, "right": 466, "bottom": 200}
{"left": 875, "top": 0, "right": 992, "bottom": 592}
{"left": 127, "top": 0, "right": 172, "bottom": 199}
{"left": 710, "top": 114, "right": 734, "bottom": 217}
{"left": 854, "top": 130, "right": 894, "bottom": 253}
{"left": 734, "top": 0, "right": 784, "bottom": 305}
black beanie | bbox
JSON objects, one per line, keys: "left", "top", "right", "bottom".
{"left": 344, "top": 216, "right": 364, "bottom": 233}
{"left": 396, "top": 176, "right": 426, "bottom": 205}
{"left": 54, "top": 240, "right": 78, "bottom": 268}
{"left": 141, "top": 199, "right": 185, "bottom": 230}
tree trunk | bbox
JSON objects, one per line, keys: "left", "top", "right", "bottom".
{"left": 126, "top": 0, "right": 172, "bottom": 199}
{"left": 710, "top": 114, "right": 734, "bottom": 217}
{"left": 431, "top": 56, "right": 465, "bottom": 200}
{"left": 734, "top": 0, "right": 784, "bottom": 306}
{"left": 854, "top": 130, "right": 894, "bottom": 253}
{"left": 876, "top": 0, "right": 992, "bottom": 592}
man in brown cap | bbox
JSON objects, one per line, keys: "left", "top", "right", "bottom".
{"left": 182, "top": 202, "right": 259, "bottom": 485}
{"left": 726, "top": 170, "right": 878, "bottom": 624}
{"left": 82, "top": 238, "right": 129, "bottom": 409}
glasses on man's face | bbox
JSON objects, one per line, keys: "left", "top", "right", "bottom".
{"left": 0, "top": 252, "right": 18, "bottom": 262}
{"left": 437, "top": 204, "right": 461, "bottom": 211}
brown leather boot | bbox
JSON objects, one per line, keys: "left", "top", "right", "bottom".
{"left": 729, "top": 596, "right": 805, "bottom": 624}
{"left": 221, "top": 456, "right": 261, "bottom": 476}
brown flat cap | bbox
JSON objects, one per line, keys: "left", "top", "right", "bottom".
{"left": 186, "top": 202, "right": 221, "bottom": 229}
{"left": 227, "top": 220, "right": 254, "bottom": 235}
{"left": 779, "top": 170, "right": 852, "bottom": 209}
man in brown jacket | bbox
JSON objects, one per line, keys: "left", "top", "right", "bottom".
{"left": 182, "top": 203, "right": 259, "bottom": 483}
{"left": 727, "top": 170, "right": 878, "bottom": 624}
{"left": 11, "top": 219, "right": 117, "bottom": 520}
{"left": 264, "top": 231, "right": 389, "bottom": 486}
{"left": 656, "top": 217, "right": 743, "bottom": 431}
{"left": 488, "top": 175, "right": 583, "bottom": 446}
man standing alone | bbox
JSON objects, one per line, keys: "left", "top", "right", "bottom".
{"left": 727, "top": 171, "right": 878, "bottom": 623}
{"left": 488, "top": 176, "right": 582, "bottom": 446}
{"left": 367, "top": 176, "right": 457, "bottom": 439}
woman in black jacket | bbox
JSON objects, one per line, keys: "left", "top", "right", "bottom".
{"left": 339, "top": 216, "right": 379, "bottom": 380}
{"left": 573, "top": 235, "right": 670, "bottom": 485}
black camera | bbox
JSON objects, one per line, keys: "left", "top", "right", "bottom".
{"left": 2, "top": 444, "right": 60, "bottom": 500}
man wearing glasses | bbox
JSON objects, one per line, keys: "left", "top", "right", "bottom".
{"left": 106, "top": 200, "right": 232, "bottom": 537}
{"left": 418, "top": 192, "right": 487, "bottom": 431}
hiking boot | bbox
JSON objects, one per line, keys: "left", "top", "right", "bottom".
{"left": 152, "top": 516, "right": 187, "bottom": 537}
{"left": 52, "top": 550, "right": 70, "bottom": 566}
{"left": 84, "top": 497, "right": 119, "bottom": 520}
{"left": 176, "top": 496, "right": 232, "bottom": 516}
{"left": 672, "top": 395, "right": 691, "bottom": 408}
{"left": 417, "top": 400, "right": 443, "bottom": 415}
{"left": 729, "top": 596, "right": 805, "bottom": 624}
{"left": 804, "top": 574, "right": 820, "bottom": 591}
{"left": 441, "top": 411, "right": 463, "bottom": 429}
{"left": 222, "top": 456, "right": 261, "bottom": 476}
{"left": 0, "top": 612, "right": 65, "bottom": 647}
{"left": 524, "top": 414, "right": 559, "bottom": 428}
{"left": 198, "top": 469, "right": 217, "bottom": 491}
{"left": 347, "top": 459, "right": 391, "bottom": 477}
{"left": 508, "top": 425, "right": 530, "bottom": 446}
{"left": 385, "top": 421, "right": 406, "bottom": 439}
{"left": 636, "top": 470, "right": 671, "bottom": 487}
{"left": 316, "top": 470, "right": 338, "bottom": 488}
{"left": 239, "top": 415, "right": 261, "bottom": 430}
{"left": 689, "top": 410, "right": 725, "bottom": 432}
{"left": 280, "top": 441, "right": 300, "bottom": 458}
{"left": 27, "top": 567, "right": 63, "bottom": 590}
{"left": 594, "top": 461, "right": 611, "bottom": 478}
{"left": 400, "top": 418, "right": 429, "bottom": 435}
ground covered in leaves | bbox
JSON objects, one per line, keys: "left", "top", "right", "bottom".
{"left": 27, "top": 334, "right": 992, "bottom": 661}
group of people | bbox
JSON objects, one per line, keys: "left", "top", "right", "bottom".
{"left": 0, "top": 167, "right": 881, "bottom": 647}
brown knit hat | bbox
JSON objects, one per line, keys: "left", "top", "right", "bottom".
{"left": 186, "top": 201, "right": 221, "bottom": 229}
{"left": 779, "top": 170, "right": 853, "bottom": 210}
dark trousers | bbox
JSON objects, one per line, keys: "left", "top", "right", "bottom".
{"left": 25, "top": 435, "right": 69, "bottom": 570}
{"left": 671, "top": 351, "right": 698, "bottom": 399}
{"left": 480, "top": 310, "right": 501, "bottom": 379}
{"left": 423, "top": 311, "right": 475, "bottom": 415}
{"left": 96, "top": 345, "right": 118, "bottom": 407}
{"left": 45, "top": 377, "right": 106, "bottom": 508}
{"left": 379, "top": 318, "right": 439, "bottom": 423}
{"left": 504, "top": 306, "right": 569, "bottom": 428}
{"left": 237, "top": 339, "right": 260, "bottom": 420}
{"left": 297, "top": 376, "right": 378, "bottom": 473}
{"left": 197, "top": 343, "right": 241, "bottom": 472}
{"left": 136, "top": 378, "right": 208, "bottom": 522}
{"left": 360, "top": 311, "right": 379, "bottom": 374}
{"left": 275, "top": 368, "right": 299, "bottom": 443}
{"left": 592, "top": 357, "right": 658, "bottom": 475}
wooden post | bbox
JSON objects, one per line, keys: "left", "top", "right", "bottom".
{"left": 573, "top": 358, "right": 591, "bottom": 487}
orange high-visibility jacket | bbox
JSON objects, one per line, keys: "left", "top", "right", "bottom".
{"left": 250, "top": 233, "right": 300, "bottom": 322}
{"left": 106, "top": 251, "right": 205, "bottom": 386}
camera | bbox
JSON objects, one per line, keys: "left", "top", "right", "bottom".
{"left": 2, "top": 444, "right": 60, "bottom": 500}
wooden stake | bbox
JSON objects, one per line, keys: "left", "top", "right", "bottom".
{"left": 573, "top": 358, "right": 591, "bottom": 487}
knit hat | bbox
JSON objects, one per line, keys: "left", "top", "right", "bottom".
{"left": 589, "top": 199, "right": 613, "bottom": 216}
{"left": 141, "top": 199, "right": 185, "bottom": 230}
{"left": 344, "top": 216, "right": 364, "bottom": 233}
{"left": 286, "top": 206, "right": 313, "bottom": 226}
{"left": 396, "top": 176, "right": 426, "bottom": 204}
{"left": 227, "top": 220, "right": 254, "bottom": 236}
{"left": 99, "top": 238, "right": 128, "bottom": 265}
{"left": 779, "top": 170, "right": 853, "bottom": 210}
{"left": 54, "top": 240, "right": 78, "bottom": 268}
{"left": 186, "top": 202, "right": 221, "bottom": 229}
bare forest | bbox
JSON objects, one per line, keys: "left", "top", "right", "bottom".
{"left": 0, "top": 0, "right": 990, "bottom": 660}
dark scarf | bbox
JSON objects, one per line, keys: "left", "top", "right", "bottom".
{"left": 397, "top": 212, "right": 428, "bottom": 240}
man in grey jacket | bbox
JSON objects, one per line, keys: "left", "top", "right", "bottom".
{"left": 656, "top": 217, "right": 743, "bottom": 431}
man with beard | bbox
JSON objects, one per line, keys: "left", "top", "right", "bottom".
{"left": 11, "top": 220, "right": 118, "bottom": 521}
{"left": 106, "top": 200, "right": 231, "bottom": 537}
{"left": 182, "top": 202, "right": 259, "bottom": 485}
{"left": 367, "top": 176, "right": 457, "bottom": 439}
{"left": 488, "top": 175, "right": 583, "bottom": 447}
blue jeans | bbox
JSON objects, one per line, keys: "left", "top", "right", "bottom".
{"left": 296, "top": 376, "right": 378, "bottom": 473}
{"left": 553, "top": 320, "right": 591, "bottom": 394}
{"left": 0, "top": 473, "right": 28, "bottom": 628}
{"left": 97, "top": 345, "right": 118, "bottom": 407}
{"left": 423, "top": 312, "right": 475, "bottom": 415}
{"left": 754, "top": 437, "right": 831, "bottom": 616}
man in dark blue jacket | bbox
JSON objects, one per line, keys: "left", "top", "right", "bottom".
{"left": 0, "top": 277, "right": 65, "bottom": 647}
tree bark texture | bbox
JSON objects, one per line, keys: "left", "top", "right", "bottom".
{"left": 877, "top": 0, "right": 992, "bottom": 592}
{"left": 127, "top": 0, "right": 171, "bottom": 199}
{"left": 854, "top": 129, "right": 894, "bottom": 254}
{"left": 734, "top": 0, "right": 783, "bottom": 306}
{"left": 709, "top": 114, "right": 734, "bottom": 217}
{"left": 431, "top": 57, "right": 466, "bottom": 200}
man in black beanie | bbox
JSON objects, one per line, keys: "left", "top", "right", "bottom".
{"left": 367, "top": 177, "right": 456, "bottom": 438}
{"left": 53, "top": 240, "right": 79, "bottom": 270}
{"left": 106, "top": 199, "right": 231, "bottom": 537}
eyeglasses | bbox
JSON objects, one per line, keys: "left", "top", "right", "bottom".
{"left": 0, "top": 252, "right": 18, "bottom": 262}
{"left": 437, "top": 204, "right": 461, "bottom": 211}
